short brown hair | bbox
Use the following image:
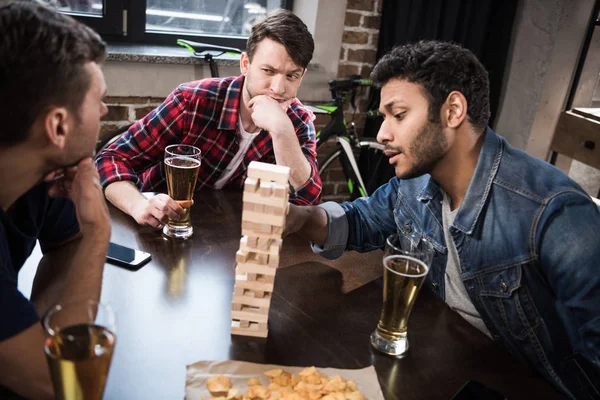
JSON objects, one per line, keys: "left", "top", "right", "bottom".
{"left": 0, "top": 1, "right": 106, "bottom": 147}
{"left": 246, "top": 9, "right": 314, "bottom": 69}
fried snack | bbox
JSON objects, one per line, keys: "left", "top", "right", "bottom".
{"left": 207, "top": 376, "right": 232, "bottom": 397}
{"left": 205, "top": 367, "right": 366, "bottom": 400}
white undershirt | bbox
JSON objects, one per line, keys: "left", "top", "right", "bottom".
{"left": 213, "top": 117, "right": 258, "bottom": 189}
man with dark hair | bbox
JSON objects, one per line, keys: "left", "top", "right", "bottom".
{"left": 287, "top": 40, "right": 600, "bottom": 399}
{"left": 0, "top": 1, "right": 109, "bottom": 398}
{"left": 96, "top": 8, "right": 321, "bottom": 229}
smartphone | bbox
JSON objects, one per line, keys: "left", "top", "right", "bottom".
{"left": 106, "top": 242, "right": 152, "bottom": 271}
{"left": 451, "top": 380, "right": 506, "bottom": 400}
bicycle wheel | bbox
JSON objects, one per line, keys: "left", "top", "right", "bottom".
{"left": 320, "top": 145, "right": 366, "bottom": 200}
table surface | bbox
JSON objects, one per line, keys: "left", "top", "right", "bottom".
{"left": 19, "top": 190, "right": 565, "bottom": 400}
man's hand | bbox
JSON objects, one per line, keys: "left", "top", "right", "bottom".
{"left": 130, "top": 194, "right": 186, "bottom": 229}
{"left": 248, "top": 95, "right": 294, "bottom": 135}
{"left": 284, "top": 204, "right": 329, "bottom": 245}
{"left": 46, "top": 158, "right": 110, "bottom": 237}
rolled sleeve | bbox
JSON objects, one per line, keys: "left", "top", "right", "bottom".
{"left": 310, "top": 201, "right": 349, "bottom": 259}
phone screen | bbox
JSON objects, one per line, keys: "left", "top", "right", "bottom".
{"left": 106, "top": 242, "right": 152, "bottom": 270}
{"left": 451, "top": 381, "right": 506, "bottom": 400}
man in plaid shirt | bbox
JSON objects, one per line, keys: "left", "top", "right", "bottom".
{"left": 96, "top": 9, "right": 321, "bottom": 229}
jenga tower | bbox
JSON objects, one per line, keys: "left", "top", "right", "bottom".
{"left": 231, "top": 161, "right": 290, "bottom": 338}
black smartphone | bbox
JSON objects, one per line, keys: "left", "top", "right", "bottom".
{"left": 106, "top": 242, "right": 152, "bottom": 271}
{"left": 451, "top": 380, "right": 506, "bottom": 400}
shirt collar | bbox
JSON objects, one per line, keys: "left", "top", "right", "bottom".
{"left": 416, "top": 127, "right": 503, "bottom": 235}
{"left": 218, "top": 75, "right": 245, "bottom": 131}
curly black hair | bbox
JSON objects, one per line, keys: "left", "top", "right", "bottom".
{"left": 372, "top": 40, "right": 490, "bottom": 131}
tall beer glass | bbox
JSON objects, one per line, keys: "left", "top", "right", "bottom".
{"left": 43, "top": 301, "right": 117, "bottom": 400}
{"left": 163, "top": 144, "right": 201, "bottom": 239}
{"left": 371, "top": 234, "right": 434, "bottom": 356}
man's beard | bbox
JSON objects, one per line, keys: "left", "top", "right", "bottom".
{"left": 394, "top": 120, "right": 447, "bottom": 180}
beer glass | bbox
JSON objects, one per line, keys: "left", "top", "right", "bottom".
{"left": 370, "top": 234, "right": 434, "bottom": 356}
{"left": 43, "top": 301, "right": 117, "bottom": 400}
{"left": 163, "top": 144, "right": 201, "bottom": 239}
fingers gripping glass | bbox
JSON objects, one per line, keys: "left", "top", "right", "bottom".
{"left": 163, "top": 144, "right": 201, "bottom": 239}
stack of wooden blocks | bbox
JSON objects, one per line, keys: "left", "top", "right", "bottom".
{"left": 231, "top": 161, "right": 290, "bottom": 338}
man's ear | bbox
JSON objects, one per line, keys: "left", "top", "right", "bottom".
{"left": 443, "top": 91, "right": 467, "bottom": 129}
{"left": 43, "top": 107, "right": 71, "bottom": 150}
{"left": 240, "top": 52, "right": 250, "bottom": 75}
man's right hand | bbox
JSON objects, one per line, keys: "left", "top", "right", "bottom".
{"left": 130, "top": 194, "right": 185, "bottom": 229}
{"left": 47, "top": 158, "right": 110, "bottom": 239}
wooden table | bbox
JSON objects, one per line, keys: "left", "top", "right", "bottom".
{"left": 19, "top": 190, "right": 565, "bottom": 400}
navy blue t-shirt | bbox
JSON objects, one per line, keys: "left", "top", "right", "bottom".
{"left": 0, "top": 183, "right": 79, "bottom": 341}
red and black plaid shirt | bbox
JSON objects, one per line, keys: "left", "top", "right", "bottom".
{"left": 95, "top": 75, "right": 321, "bottom": 205}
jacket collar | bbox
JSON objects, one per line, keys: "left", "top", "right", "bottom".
{"left": 417, "top": 127, "right": 503, "bottom": 235}
{"left": 218, "top": 75, "right": 245, "bottom": 131}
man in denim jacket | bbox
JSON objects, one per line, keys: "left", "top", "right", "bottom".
{"left": 287, "top": 40, "right": 600, "bottom": 399}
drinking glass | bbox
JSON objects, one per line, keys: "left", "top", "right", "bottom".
{"left": 163, "top": 144, "right": 201, "bottom": 239}
{"left": 370, "top": 233, "right": 434, "bottom": 356}
{"left": 43, "top": 301, "right": 117, "bottom": 400}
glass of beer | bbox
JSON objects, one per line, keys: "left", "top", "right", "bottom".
{"left": 163, "top": 144, "right": 201, "bottom": 239}
{"left": 43, "top": 301, "right": 117, "bottom": 400}
{"left": 370, "top": 234, "right": 434, "bottom": 357}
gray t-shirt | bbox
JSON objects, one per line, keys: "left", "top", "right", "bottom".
{"left": 442, "top": 192, "right": 492, "bottom": 338}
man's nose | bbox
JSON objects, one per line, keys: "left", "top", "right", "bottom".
{"left": 270, "top": 75, "right": 286, "bottom": 97}
{"left": 376, "top": 118, "right": 391, "bottom": 144}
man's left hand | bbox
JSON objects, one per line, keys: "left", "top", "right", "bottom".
{"left": 248, "top": 95, "right": 294, "bottom": 135}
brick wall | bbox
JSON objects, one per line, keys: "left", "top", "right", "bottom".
{"left": 100, "top": 97, "right": 163, "bottom": 143}
{"left": 99, "top": 0, "right": 382, "bottom": 204}
{"left": 319, "top": 0, "right": 381, "bottom": 203}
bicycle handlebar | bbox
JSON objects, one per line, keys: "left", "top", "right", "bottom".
{"left": 177, "top": 39, "right": 243, "bottom": 57}
{"left": 328, "top": 75, "right": 377, "bottom": 91}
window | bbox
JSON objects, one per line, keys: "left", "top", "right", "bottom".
{"left": 40, "top": 0, "right": 294, "bottom": 49}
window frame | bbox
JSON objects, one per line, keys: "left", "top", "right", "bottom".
{"left": 70, "top": 0, "right": 294, "bottom": 50}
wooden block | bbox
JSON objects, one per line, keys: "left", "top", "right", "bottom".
{"left": 239, "top": 320, "right": 250, "bottom": 329}
{"left": 232, "top": 294, "right": 272, "bottom": 308}
{"left": 235, "top": 279, "right": 274, "bottom": 293}
{"left": 241, "top": 220, "right": 255, "bottom": 231}
{"left": 259, "top": 181, "right": 272, "bottom": 197}
{"left": 243, "top": 211, "right": 285, "bottom": 228}
{"left": 242, "top": 228, "right": 281, "bottom": 240}
{"left": 231, "top": 325, "right": 268, "bottom": 338}
{"left": 258, "top": 322, "right": 268, "bottom": 331}
{"left": 244, "top": 177, "right": 259, "bottom": 193}
{"left": 231, "top": 310, "right": 268, "bottom": 323}
{"left": 268, "top": 247, "right": 280, "bottom": 268}
{"left": 273, "top": 183, "right": 288, "bottom": 199}
{"left": 240, "top": 237, "right": 282, "bottom": 255}
{"left": 272, "top": 226, "right": 282, "bottom": 235}
{"left": 232, "top": 303, "right": 242, "bottom": 311}
{"left": 233, "top": 286, "right": 245, "bottom": 296}
{"left": 242, "top": 202, "right": 254, "bottom": 212}
{"left": 246, "top": 236, "right": 258, "bottom": 247}
{"left": 243, "top": 190, "right": 288, "bottom": 208}
{"left": 247, "top": 273, "right": 257, "bottom": 281}
{"left": 253, "top": 203, "right": 265, "bottom": 214}
{"left": 253, "top": 290, "right": 265, "bottom": 298}
{"left": 258, "top": 274, "right": 275, "bottom": 284}
{"left": 237, "top": 262, "right": 277, "bottom": 276}
{"left": 257, "top": 253, "right": 269, "bottom": 265}
{"left": 247, "top": 161, "right": 290, "bottom": 184}
{"left": 257, "top": 237, "right": 273, "bottom": 250}
{"left": 236, "top": 250, "right": 249, "bottom": 263}
{"left": 256, "top": 223, "right": 272, "bottom": 233}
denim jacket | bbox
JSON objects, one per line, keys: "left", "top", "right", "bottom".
{"left": 315, "top": 128, "right": 600, "bottom": 399}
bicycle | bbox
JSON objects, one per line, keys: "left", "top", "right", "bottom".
{"left": 305, "top": 76, "right": 387, "bottom": 199}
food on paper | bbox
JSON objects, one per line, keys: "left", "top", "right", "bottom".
{"left": 202, "top": 367, "right": 366, "bottom": 400}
